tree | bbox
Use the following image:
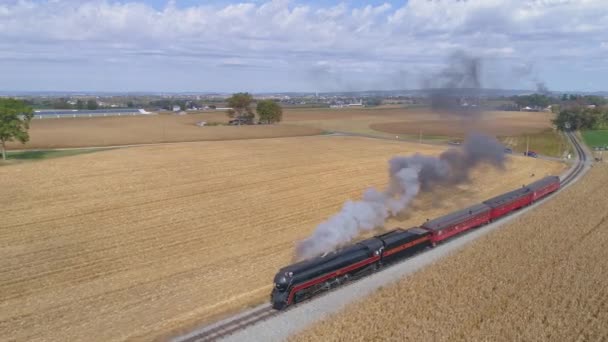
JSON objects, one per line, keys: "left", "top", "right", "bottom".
{"left": 513, "top": 94, "right": 552, "bottom": 109}
{"left": 256, "top": 100, "right": 283, "bottom": 124}
{"left": 553, "top": 107, "right": 607, "bottom": 131}
{"left": 75, "top": 99, "right": 85, "bottom": 110}
{"left": 86, "top": 99, "right": 98, "bottom": 110}
{"left": 364, "top": 98, "right": 382, "bottom": 107}
{"left": 0, "top": 98, "right": 34, "bottom": 160}
{"left": 150, "top": 99, "right": 173, "bottom": 111}
{"left": 226, "top": 92, "right": 254, "bottom": 124}
{"left": 584, "top": 95, "right": 607, "bottom": 106}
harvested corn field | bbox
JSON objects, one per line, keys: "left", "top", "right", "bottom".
{"left": 8, "top": 113, "right": 321, "bottom": 149}
{"left": 0, "top": 136, "right": 565, "bottom": 341}
{"left": 295, "top": 163, "right": 608, "bottom": 342}
{"left": 369, "top": 111, "right": 554, "bottom": 137}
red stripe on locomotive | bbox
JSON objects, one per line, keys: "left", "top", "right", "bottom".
{"left": 383, "top": 236, "right": 431, "bottom": 257}
{"left": 287, "top": 255, "right": 380, "bottom": 304}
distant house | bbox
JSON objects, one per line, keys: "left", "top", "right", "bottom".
{"left": 172, "top": 105, "right": 181, "bottom": 112}
{"left": 521, "top": 106, "right": 545, "bottom": 112}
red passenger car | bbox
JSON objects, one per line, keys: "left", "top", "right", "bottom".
{"left": 483, "top": 188, "right": 532, "bottom": 220}
{"left": 420, "top": 204, "right": 491, "bottom": 245}
{"left": 527, "top": 176, "right": 560, "bottom": 201}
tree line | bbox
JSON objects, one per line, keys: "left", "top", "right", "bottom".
{"left": 509, "top": 94, "right": 607, "bottom": 111}
{"left": 550, "top": 95, "right": 608, "bottom": 131}
{"left": 553, "top": 106, "right": 608, "bottom": 131}
{"left": 24, "top": 98, "right": 101, "bottom": 110}
{"left": 149, "top": 99, "right": 217, "bottom": 111}
{"left": 507, "top": 93, "right": 608, "bottom": 131}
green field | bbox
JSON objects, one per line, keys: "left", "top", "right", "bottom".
{"left": 500, "top": 129, "right": 569, "bottom": 158}
{"left": 582, "top": 130, "right": 608, "bottom": 148}
{"left": 2, "top": 148, "right": 112, "bottom": 163}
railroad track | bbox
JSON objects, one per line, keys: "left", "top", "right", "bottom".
{"left": 174, "top": 305, "right": 277, "bottom": 342}
{"left": 175, "top": 130, "right": 589, "bottom": 342}
{"left": 561, "top": 131, "right": 587, "bottom": 186}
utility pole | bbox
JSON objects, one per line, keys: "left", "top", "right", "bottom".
{"left": 526, "top": 135, "right": 529, "bottom": 155}
{"left": 419, "top": 129, "right": 422, "bottom": 144}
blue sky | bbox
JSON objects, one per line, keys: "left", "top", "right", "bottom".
{"left": 1, "top": 0, "right": 607, "bottom": 93}
{"left": 141, "top": 0, "right": 407, "bottom": 10}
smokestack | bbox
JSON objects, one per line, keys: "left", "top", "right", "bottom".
{"left": 295, "top": 133, "right": 505, "bottom": 261}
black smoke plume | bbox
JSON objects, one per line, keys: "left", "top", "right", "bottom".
{"left": 427, "top": 51, "right": 482, "bottom": 120}
{"left": 295, "top": 51, "right": 506, "bottom": 261}
{"left": 535, "top": 81, "right": 550, "bottom": 95}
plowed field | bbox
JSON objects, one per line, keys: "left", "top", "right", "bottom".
{"left": 0, "top": 136, "right": 565, "bottom": 341}
{"left": 295, "top": 163, "right": 608, "bottom": 342}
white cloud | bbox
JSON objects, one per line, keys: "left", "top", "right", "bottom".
{"left": 0, "top": 0, "right": 607, "bottom": 92}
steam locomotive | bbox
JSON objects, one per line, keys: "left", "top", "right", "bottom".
{"left": 271, "top": 175, "right": 560, "bottom": 310}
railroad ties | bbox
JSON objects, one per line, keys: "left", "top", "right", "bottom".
{"left": 175, "top": 306, "right": 277, "bottom": 342}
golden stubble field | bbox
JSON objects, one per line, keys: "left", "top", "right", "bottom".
{"left": 8, "top": 113, "right": 322, "bottom": 149}
{"left": 10, "top": 107, "right": 554, "bottom": 149}
{"left": 295, "top": 163, "right": 608, "bottom": 342}
{"left": 370, "top": 111, "right": 553, "bottom": 136}
{"left": 0, "top": 136, "right": 565, "bottom": 341}
{"left": 286, "top": 108, "right": 553, "bottom": 139}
